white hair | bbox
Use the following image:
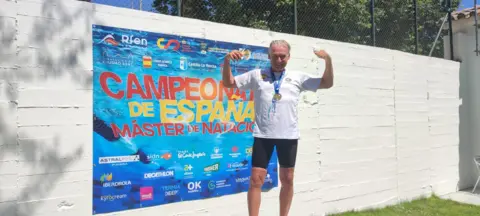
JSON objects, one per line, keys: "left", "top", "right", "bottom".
{"left": 268, "top": 40, "right": 291, "bottom": 55}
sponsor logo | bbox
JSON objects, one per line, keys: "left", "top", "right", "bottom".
{"left": 162, "top": 184, "right": 180, "bottom": 196}
{"left": 179, "top": 57, "right": 217, "bottom": 71}
{"left": 177, "top": 150, "right": 206, "bottom": 159}
{"left": 144, "top": 170, "right": 175, "bottom": 179}
{"left": 246, "top": 147, "right": 252, "bottom": 156}
{"left": 142, "top": 55, "right": 152, "bottom": 68}
{"left": 99, "top": 34, "right": 119, "bottom": 46}
{"left": 103, "top": 181, "right": 132, "bottom": 187}
{"left": 100, "top": 48, "right": 133, "bottom": 66}
{"left": 99, "top": 155, "right": 138, "bottom": 164}
{"left": 157, "top": 38, "right": 193, "bottom": 52}
{"left": 154, "top": 59, "right": 172, "bottom": 68}
{"left": 227, "top": 162, "right": 248, "bottom": 171}
{"left": 184, "top": 164, "right": 194, "bottom": 178}
{"left": 184, "top": 164, "right": 193, "bottom": 172}
{"left": 99, "top": 34, "right": 147, "bottom": 47}
{"left": 100, "top": 194, "right": 127, "bottom": 201}
{"left": 210, "top": 147, "right": 223, "bottom": 159}
{"left": 200, "top": 42, "right": 208, "bottom": 54}
{"left": 165, "top": 190, "right": 179, "bottom": 196}
{"left": 207, "top": 47, "right": 229, "bottom": 54}
{"left": 230, "top": 146, "right": 241, "bottom": 158}
{"left": 140, "top": 186, "right": 153, "bottom": 201}
{"left": 236, "top": 176, "right": 250, "bottom": 183}
{"left": 203, "top": 163, "right": 220, "bottom": 173}
{"left": 98, "top": 153, "right": 171, "bottom": 165}
{"left": 187, "top": 181, "right": 201, "bottom": 193}
{"left": 157, "top": 38, "right": 181, "bottom": 51}
{"left": 121, "top": 35, "right": 147, "bottom": 47}
{"left": 208, "top": 180, "right": 231, "bottom": 190}
{"left": 208, "top": 180, "right": 216, "bottom": 190}
{"left": 179, "top": 56, "right": 188, "bottom": 70}
{"left": 147, "top": 153, "right": 172, "bottom": 160}
{"left": 99, "top": 173, "right": 132, "bottom": 187}
{"left": 162, "top": 185, "right": 181, "bottom": 191}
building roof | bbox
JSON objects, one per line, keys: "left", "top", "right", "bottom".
{"left": 452, "top": 6, "right": 480, "bottom": 21}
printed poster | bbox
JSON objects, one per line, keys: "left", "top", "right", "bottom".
{"left": 91, "top": 24, "right": 278, "bottom": 214}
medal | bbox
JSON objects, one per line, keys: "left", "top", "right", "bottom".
{"left": 273, "top": 93, "right": 282, "bottom": 101}
{"left": 271, "top": 68, "right": 285, "bottom": 102}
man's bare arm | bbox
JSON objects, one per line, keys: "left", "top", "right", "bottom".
{"left": 314, "top": 50, "right": 333, "bottom": 89}
{"left": 320, "top": 55, "right": 333, "bottom": 89}
{"left": 222, "top": 50, "right": 243, "bottom": 88}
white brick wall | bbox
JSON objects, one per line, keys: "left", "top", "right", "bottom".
{"left": 0, "top": 0, "right": 461, "bottom": 215}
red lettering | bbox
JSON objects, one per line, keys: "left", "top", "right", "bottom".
{"left": 99, "top": 73, "right": 246, "bottom": 101}
{"left": 144, "top": 76, "right": 170, "bottom": 100}
{"left": 219, "top": 81, "right": 234, "bottom": 101}
{"left": 100, "top": 72, "right": 124, "bottom": 99}
{"left": 111, "top": 123, "right": 131, "bottom": 138}
{"left": 175, "top": 123, "right": 185, "bottom": 135}
{"left": 185, "top": 77, "right": 200, "bottom": 100}
{"left": 127, "top": 73, "right": 147, "bottom": 99}
{"left": 168, "top": 77, "right": 185, "bottom": 100}
{"left": 153, "top": 123, "right": 163, "bottom": 135}
{"left": 142, "top": 123, "right": 155, "bottom": 136}
{"left": 200, "top": 78, "right": 217, "bottom": 100}
{"left": 164, "top": 123, "right": 176, "bottom": 136}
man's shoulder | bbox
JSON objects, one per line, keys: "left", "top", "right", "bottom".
{"left": 247, "top": 68, "right": 263, "bottom": 73}
{"left": 285, "top": 69, "right": 311, "bottom": 80}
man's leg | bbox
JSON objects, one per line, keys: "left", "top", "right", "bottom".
{"left": 276, "top": 139, "right": 298, "bottom": 216}
{"left": 248, "top": 138, "right": 275, "bottom": 216}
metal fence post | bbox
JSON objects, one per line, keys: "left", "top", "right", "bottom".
{"left": 177, "top": 0, "right": 182, "bottom": 16}
{"left": 293, "top": 0, "right": 298, "bottom": 34}
{"left": 474, "top": 0, "right": 479, "bottom": 56}
{"left": 370, "top": 0, "right": 376, "bottom": 46}
{"left": 414, "top": 0, "right": 419, "bottom": 54}
{"left": 447, "top": 0, "right": 454, "bottom": 60}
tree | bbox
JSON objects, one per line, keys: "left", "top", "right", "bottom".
{"left": 152, "top": 0, "right": 460, "bottom": 57}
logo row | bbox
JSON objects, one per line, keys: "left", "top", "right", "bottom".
{"left": 98, "top": 146, "right": 252, "bottom": 166}
{"left": 98, "top": 33, "right": 269, "bottom": 60}
{"left": 98, "top": 175, "right": 274, "bottom": 203}
{"left": 100, "top": 47, "right": 220, "bottom": 71}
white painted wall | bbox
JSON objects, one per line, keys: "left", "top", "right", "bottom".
{"left": 0, "top": 0, "right": 461, "bottom": 215}
{"left": 443, "top": 14, "right": 480, "bottom": 191}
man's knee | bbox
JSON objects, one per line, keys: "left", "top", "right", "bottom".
{"left": 280, "top": 168, "right": 294, "bottom": 187}
{"left": 250, "top": 167, "right": 267, "bottom": 188}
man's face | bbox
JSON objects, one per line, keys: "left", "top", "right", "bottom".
{"left": 268, "top": 44, "right": 290, "bottom": 72}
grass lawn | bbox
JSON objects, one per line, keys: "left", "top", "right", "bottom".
{"left": 329, "top": 195, "right": 480, "bottom": 216}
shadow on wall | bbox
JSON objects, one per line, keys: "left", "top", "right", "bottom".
{"left": 0, "top": 0, "right": 93, "bottom": 215}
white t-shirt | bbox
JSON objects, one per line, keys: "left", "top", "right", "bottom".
{"left": 234, "top": 67, "right": 322, "bottom": 139}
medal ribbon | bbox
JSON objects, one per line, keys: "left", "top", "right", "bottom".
{"left": 269, "top": 68, "right": 285, "bottom": 115}
{"left": 271, "top": 69, "right": 285, "bottom": 100}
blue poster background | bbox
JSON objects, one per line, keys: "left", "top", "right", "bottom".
{"left": 92, "top": 24, "right": 278, "bottom": 215}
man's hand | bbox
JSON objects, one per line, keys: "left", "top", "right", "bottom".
{"left": 313, "top": 49, "right": 333, "bottom": 89}
{"left": 226, "top": 50, "right": 244, "bottom": 61}
{"left": 313, "top": 49, "right": 330, "bottom": 60}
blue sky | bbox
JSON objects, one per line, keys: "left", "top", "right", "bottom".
{"left": 457, "top": 0, "right": 478, "bottom": 11}
{"left": 92, "top": 0, "right": 156, "bottom": 12}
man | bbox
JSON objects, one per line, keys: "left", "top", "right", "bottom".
{"left": 221, "top": 40, "right": 333, "bottom": 216}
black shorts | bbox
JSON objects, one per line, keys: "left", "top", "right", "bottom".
{"left": 251, "top": 137, "right": 298, "bottom": 169}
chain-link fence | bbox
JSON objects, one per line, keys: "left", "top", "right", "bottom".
{"left": 86, "top": 0, "right": 463, "bottom": 58}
